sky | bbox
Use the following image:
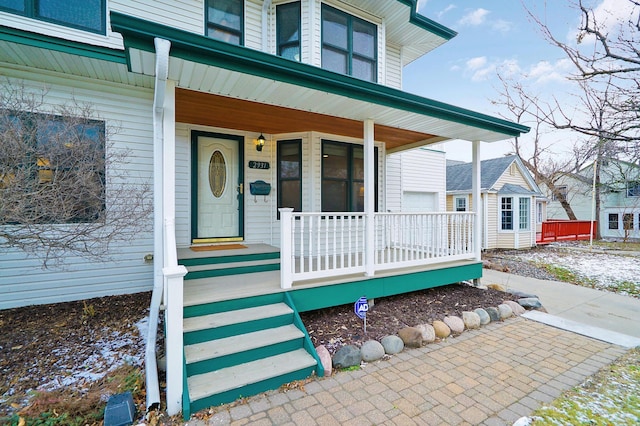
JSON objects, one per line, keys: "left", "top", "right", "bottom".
{"left": 402, "top": 0, "right": 633, "bottom": 162}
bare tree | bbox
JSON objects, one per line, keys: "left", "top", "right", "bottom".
{"left": 0, "top": 80, "right": 152, "bottom": 267}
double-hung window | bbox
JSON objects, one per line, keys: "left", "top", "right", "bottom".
{"left": 501, "top": 197, "right": 513, "bottom": 230}
{"left": 519, "top": 198, "right": 530, "bottom": 230}
{"left": 0, "top": 0, "right": 106, "bottom": 34}
{"left": 277, "top": 139, "right": 302, "bottom": 213}
{"left": 623, "top": 213, "right": 634, "bottom": 231}
{"left": 206, "top": 0, "right": 244, "bottom": 45}
{"left": 454, "top": 197, "right": 467, "bottom": 212}
{"left": 608, "top": 213, "right": 619, "bottom": 230}
{"left": 321, "top": 4, "right": 377, "bottom": 82}
{"left": 321, "top": 141, "right": 377, "bottom": 212}
{"left": 552, "top": 185, "right": 568, "bottom": 201}
{"left": 276, "top": 1, "right": 301, "bottom": 61}
{"left": 627, "top": 181, "right": 640, "bottom": 197}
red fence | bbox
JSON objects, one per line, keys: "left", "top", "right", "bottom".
{"left": 536, "top": 220, "right": 597, "bottom": 244}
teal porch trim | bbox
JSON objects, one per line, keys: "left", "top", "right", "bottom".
{"left": 284, "top": 293, "right": 324, "bottom": 378}
{"left": 109, "top": 13, "right": 529, "bottom": 138}
{"left": 397, "top": 0, "right": 457, "bottom": 40}
{"left": 182, "top": 348, "right": 190, "bottom": 420}
{"left": 0, "top": 25, "right": 126, "bottom": 63}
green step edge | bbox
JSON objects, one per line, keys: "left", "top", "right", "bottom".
{"left": 179, "top": 251, "right": 280, "bottom": 267}
{"left": 285, "top": 292, "right": 325, "bottom": 378}
{"left": 184, "top": 262, "right": 280, "bottom": 280}
{"left": 184, "top": 293, "right": 285, "bottom": 318}
{"left": 184, "top": 314, "right": 294, "bottom": 345}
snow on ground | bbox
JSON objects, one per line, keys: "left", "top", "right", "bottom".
{"left": 509, "top": 247, "right": 640, "bottom": 291}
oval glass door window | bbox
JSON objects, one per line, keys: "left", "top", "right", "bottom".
{"left": 209, "top": 150, "right": 226, "bottom": 198}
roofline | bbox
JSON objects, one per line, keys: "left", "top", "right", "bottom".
{"left": 110, "top": 12, "right": 529, "bottom": 138}
{"left": 396, "top": 0, "right": 457, "bottom": 40}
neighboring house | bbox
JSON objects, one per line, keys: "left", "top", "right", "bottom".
{"left": 544, "top": 159, "right": 640, "bottom": 240}
{"left": 0, "top": 1, "right": 528, "bottom": 416}
{"left": 446, "top": 155, "right": 545, "bottom": 250}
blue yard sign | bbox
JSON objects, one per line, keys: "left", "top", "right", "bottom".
{"left": 354, "top": 296, "right": 368, "bottom": 333}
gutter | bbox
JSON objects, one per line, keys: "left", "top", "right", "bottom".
{"left": 146, "top": 37, "right": 171, "bottom": 412}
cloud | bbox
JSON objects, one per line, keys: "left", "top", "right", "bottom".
{"left": 466, "top": 56, "right": 487, "bottom": 70}
{"left": 526, "top": 59, "right": 573, "bottom": 84}
{"left": 438, "top": 4, "right": 457, "bottom": 20}
{"left": 492, "top": 19, "right": 514, "bottom": 33}
{"left": 458, "top": 8, "right": 490, "bottom": 26}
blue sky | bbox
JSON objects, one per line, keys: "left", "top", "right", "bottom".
{"left": 402, "top": 1, "right": 605, "bottom": 161}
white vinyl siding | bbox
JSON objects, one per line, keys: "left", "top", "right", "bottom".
{"left": 0, "top": 72, "right": 154, "bottom": 310}
{"left": 391, "top": 148, "right": 446, "bottom": 212}
{"left": 385, "top": 43, "right": 402, "bottom": 89}
{"left": 245, "top": 0, "right": 263, "bottom": 50}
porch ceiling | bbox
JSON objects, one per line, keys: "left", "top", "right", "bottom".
{"left": 176, "top": 89, "right": 440, "bottom": 149}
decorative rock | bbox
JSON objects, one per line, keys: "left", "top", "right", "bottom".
{"left": 332, "top": 345, "right": 361, "bottom": 369}
{"left": 316, "top": 345, "right": 332, "bottom": 376}
{"left": 361, "top": 340, "right": 385, "bottom": 362}
{"left": 503, "top": 300, "right": 526, "bottom": 316}
{"left": 462, "top": 311, "right": 481, "bottom": 329}
{"left": 485, "top": 307, "right": 501, "bottom": 322}
{"left": 507, "top": 290, "right": 538, "bottom": 299}
{"left": 486, "top": 283, "right": 506, "bottom": 292}
{"left": 518, "top": 297, "right": 543, "bottom": 309}
{"left": 381, "top": 335, "right": 404, "bottom": 354}
{"left": 497, "top": 303, "right": 514, "bottom": 320}
{"left": 415, "top": 323, "right": 436, "bottom": 343}
{"left": 432, "top": 320, "right": 451, "bottom": 338}
{"left": 398, "top": 327, "right": 423, "bottom": 348}
{"left": 443, "top": 316, "right": 465, "bottom": 335}
{"left": 474, "top": 308, "right": 491, "bottom": 325}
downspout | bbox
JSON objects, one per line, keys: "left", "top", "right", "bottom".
{"left": 262, "top": 0, "right": 272, "bottom": 52}
{"left": 146, "top": 37, "right": 171, "bottom": 412}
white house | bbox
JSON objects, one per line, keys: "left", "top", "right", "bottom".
{"left": 544, "top": 159, "right": 640, "bottom": 240}
{"left": 0, "top": 0, "right": 528, "bottom": 417}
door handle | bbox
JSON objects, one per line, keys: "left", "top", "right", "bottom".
{"left": 237, "top": 183, "right": 243, "bottom": 194}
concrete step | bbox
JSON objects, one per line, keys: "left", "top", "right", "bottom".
{"left": 184, "top": 302, "right": 293, "bottom": 333}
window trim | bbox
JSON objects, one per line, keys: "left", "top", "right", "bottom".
{"left": 0, "top": 0, "right": 107, "bottom": 34}
{"left": 519, "top": 197, "right": 530, "bottom": 231}
{"left": 608, "top": 213, "right": 619, "bottom": 230}
{"left": 277, "top": 138, "right": 302, "bottom": 217}
{"left": 454, "top": 196, "right": 467, "bottom": 212}
{"left": 626, "top": 181, "right": 640, "bottom": 198}
{"left": 500, "top": 196, "right": 513, "bottom": 231}
{"left": 205, "top": 0, "right": 245, "bottom": 45}
{"left": 320, "top": 3, "right": 378, "bottom": 82}
{"left": 276, "top": 1, "right": 301, "bottom": 61}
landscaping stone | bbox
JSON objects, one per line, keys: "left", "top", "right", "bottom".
{"left": 415, "top": 323, "right": 436, "bottom": 343}
{"left": 432, "top": 320, "right": 451, "bottom": 338}
{"left": 486, "top": 283, "right": 506, "bottom": 292}
{"left": 443, "top": 315, "right": 465, "bottom": 334}
{"left": 474, "top": 308, "right": 491, "bottom": 325}
{"left": 398, "top": 327, "right": 423, "bottom": 347}
{"left": 507, "top": 290, "right": 538, "bottom": 299}
{"left": 361, "top": 340, "right": 385, "bottom": 362}
{"left": 518, "top": 297, "right": 543, "bottom": 309}
{"left": 485, "top": 307, "right": 501, "bottom": 322}
{"left": 503, "top": 300, "right": 526, "bottom": 316}
{"left": 498, "top": 303, "right": 514, "bottom": 320}
{"left": 316, "top": 345, "right": 332, "bottom": 376}
{"left": 462, "top": 311, "right": 481, "bottom": 329}
{"left": 332, "top": 345, "right": 361, "bottom": 369}
{"left": 381, "top": 335, "right": 404, "bottom": 354}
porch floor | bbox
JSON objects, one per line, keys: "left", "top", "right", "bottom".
{"left": 179, "top": 244, "right": 480, "bottom": 307}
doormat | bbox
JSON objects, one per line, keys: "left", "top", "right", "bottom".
{"left": 190, "top": 244, "right": 247, "bottom": 252}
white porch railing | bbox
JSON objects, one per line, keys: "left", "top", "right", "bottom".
{"left": 280, "top": 209, "right": 476, "bottom": 288}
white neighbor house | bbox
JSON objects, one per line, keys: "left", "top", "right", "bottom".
{"left": 0, "top": 0, "right": 529, "bottom": 417}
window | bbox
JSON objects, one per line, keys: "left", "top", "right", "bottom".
{"left": 627, "top": 181, "right": 640, "bottom": 197}
{"left": 277, "top": 139, "right": 302, "bottom": 213}
{"left": 623, "top": 213, "right": 634, "bottom": 231}
{"left": 519, "top": 198, "right": 530, "bottom": 230}
{"left": 0, "top": 0, "right": 106, "bottom": 33}
{"left": 321, "top": 141, "right": 377, "bottom": 212}
{"left": 552, "top": 185, "right": 568, "bottom": 201}
{"left": 454, "top": 197, "right": 467, "bottom": 212}
{"left": 276, "top": 1, "right": 301, "bottom": 61}
{"left": 536, "top": 201, "right": 543, "bottom": 223}
{"left": 608, "top": 213, "right": 619, "bottom": 230}
{"left": 206, "top": 0, "right": 243, "bottom": 44}
{"left": 0, "top": 110, "right": 105, "bottom": 223}
{"left": 501, "top": 197, "right": 513, "bottom": 230}
{"left": 321, "top": 4, "right": 377, "bottom": 82}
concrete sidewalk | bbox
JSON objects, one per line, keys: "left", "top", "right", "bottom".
{"left": 482, "top": 269, "right": 640, "bottom": 345}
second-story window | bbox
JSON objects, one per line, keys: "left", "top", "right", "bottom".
{"left": 321, "top": 4, "right": 377, "bottom": 82}
{"left": 206, "top": 0, "right": 244, "bottom": 45}
{"left": 0, "top": 0, "right": 106, "bottom": 34}
{"left": 276, "top": 2, "right": 301, "bottom": 61}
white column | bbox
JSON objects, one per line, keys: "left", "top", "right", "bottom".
{"left": 364, "top": 119, "right": 375, "bottom": 276}
{"left": 163, "top": 80, "right": 176, "bottom": 259}
{"left": 472, "top": 141, "right": 481, "bottom": 261}
{"left": 280, "top": 208, "right": 294, "bottom": 288}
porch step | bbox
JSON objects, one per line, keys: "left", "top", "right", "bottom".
{"left": 182, "top": 295, "right": 321, "bottom": 418}
{"left": 179, "top": 250, "right": 280, "bottom": 280}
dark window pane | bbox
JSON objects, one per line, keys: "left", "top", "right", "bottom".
{"left": 322, "top": 48, "right": 347, "bottom": 74}
{"left": 353, "top": 19, "right": 375, "bottom": 58}
{"left": 38, "top": 0, "right": 103, "bottom": 32}
{"left": 0, "top": 0, "right": 25, "bottom": 12}
{"left": 352, "top": 57, "right": 375, "bottom": 81}
{"left": 277, "top": 2, "right": 300, "bottom": 60}
{"left": 608, "top": 213, "right": 619, "bottom": 229}
{"left": 208, "top": 0, "right": 242, "bottom": 30}
{"left": 351, "top": 182, "right": 364, "bottom": 212}
{"left": 322, "top": 180, "right": 347, "bottom": 211}
{"left": 322, "top": 8, "right": 348, "bottom": 48}
{"left": 323, "top": 144, "right": 348, "bottom": 179}
{"left": 279, "top": 145, "right": 300, "bottom": 179}
{"left": 352, "top": 146, "right": 364, "bottom": 180}
{"left": 279, "top": 46, "right": 300, "bottom": 61}
{"left": 280, "top": 181, "right": 301, "bottom": 211}
{"left": 623, "top": 213, "right": 634, "bottom": 230}
{"left": 208, "top": 28, "right": 240, "bottom": 44}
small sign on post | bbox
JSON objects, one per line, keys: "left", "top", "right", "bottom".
{"left": 354, "top": 296, "right": 369, "bottom": 333}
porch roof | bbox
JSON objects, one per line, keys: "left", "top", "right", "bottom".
{"left": 111, "top": 13, "right": 529, "bottom": 152}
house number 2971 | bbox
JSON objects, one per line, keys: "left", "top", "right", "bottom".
{"left": 249, "top": 161, "right": 270, "bottom": 169}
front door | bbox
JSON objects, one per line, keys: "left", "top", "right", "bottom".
{"left": 191, "top": 131, "right": 244, "bottom": 242}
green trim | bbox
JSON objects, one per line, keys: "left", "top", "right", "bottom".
{"left": 109, "top": 12, "right": 529, "bottom": 137}
{"left": 0, "top": 25, "right": 126, "bottom": 63}
{"left": 182, "top": 348, "right": 190, "bottom": 421}
{"left": 184, "top": 314, "right": 293, "bottom": 345}
{"left": 396, "top": 0, "right": 457, "bottom": 40}
{"left": 184, "top": 293, "right": 284, "bottom": 318}
{"left": 284, "top": 293, "right": 324, "bottom": 378}
{"left": 179, "top": 251, "right": 279, "bottom": 267}
{"left": 184, "top": 263, "right": 279, "bottom": 281}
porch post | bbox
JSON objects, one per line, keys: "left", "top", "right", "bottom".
{"left": 280, "top": 208, "right": 294, "bottom": 288}
{"left": 472, "top": 141, "right": 481, "bottom": 261}
{"left": 364, "top": 119, "right": 375, "bottom": 276}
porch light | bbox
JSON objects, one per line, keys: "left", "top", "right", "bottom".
{"left": 256, "top": 134, "right": 266, "bottom": 151}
